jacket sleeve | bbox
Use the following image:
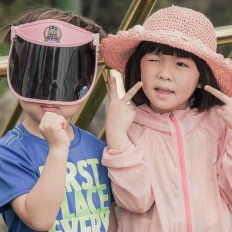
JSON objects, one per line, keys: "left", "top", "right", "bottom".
{"left": 102, "top": 141, "right": 155, "bottom": 213}
{"left": 217, "top": 129, "right": 232, "bottom": 207}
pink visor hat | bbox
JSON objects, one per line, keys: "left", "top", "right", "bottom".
{"left": 8, "top": 19, "right": 100, "bottom": 105}
{"left": 99, "top": 6, "right": 232, "bottom": 96}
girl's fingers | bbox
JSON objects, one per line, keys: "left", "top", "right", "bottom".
{"left": 122, "top": 81, "right": 143, "bottom": 104}
{"left": 108, "top": 76, "right": 119, "bottom": 100}
{"left": 108, "top": 76, "right": 143, "bottom": 104}
{"left": 204, "top": 85, "right": 230, "bottom": 104}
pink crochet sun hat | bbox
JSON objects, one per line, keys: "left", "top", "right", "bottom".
{"left": 99, "top": 5, "right": 232, "bottom": 96}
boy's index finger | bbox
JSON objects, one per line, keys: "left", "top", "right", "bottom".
{"left": 122, "top": 81, "right": 143, "bottom": 104}
{"left": 204, "top": 85, "right": 230, "bottom": 104}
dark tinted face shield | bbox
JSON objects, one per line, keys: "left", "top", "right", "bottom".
{"left": 7, "top": 19, "right": 99, "bottom": 105}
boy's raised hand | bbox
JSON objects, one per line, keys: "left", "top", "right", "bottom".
{"left": 205, "top": 85, "right": 232, "bottom": 129}
{"left": 105, "top": 76, "right": 143, "bottom": 149}
{"left": 39, "top": 112, "right": 70, "bottom": 151}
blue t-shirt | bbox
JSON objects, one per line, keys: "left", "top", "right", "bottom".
{"left": 0, "top": 123, "right": 113, "bottom": 232}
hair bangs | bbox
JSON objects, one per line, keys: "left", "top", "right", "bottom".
{"left": 137, "top": 41, "right": 197, "bottom": 60}
{"left": 153, "top": 43, "right": 194, "bottom": 59}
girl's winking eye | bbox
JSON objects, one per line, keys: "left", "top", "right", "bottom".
{"left": 146, "top": 53, "right": 161, "bottom": 62}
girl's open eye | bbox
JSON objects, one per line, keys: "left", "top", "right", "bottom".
{"left": 176, "top": 62, "right": 188, "bottom": 67}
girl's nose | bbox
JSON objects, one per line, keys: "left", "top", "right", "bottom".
{"left": 158, "top": 65, "right": 173, "bottom": 81}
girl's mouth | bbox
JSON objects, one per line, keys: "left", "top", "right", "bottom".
{"left": 155, "top": 87, "right": 174, "bottom": 94}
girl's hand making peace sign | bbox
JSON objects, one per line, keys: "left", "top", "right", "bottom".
{"left": 205, "top": 85, "right": 232, "bottom": 129}
{"left": 105, "top": 76, "right": 143, "bottom": 150}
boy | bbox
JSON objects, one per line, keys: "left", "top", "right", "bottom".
{"left": 0, "top": 7, "right": 117, "bottom": 232}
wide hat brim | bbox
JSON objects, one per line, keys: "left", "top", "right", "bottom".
{"left": 99, "top": 26, "right": 232, "bottom": 97}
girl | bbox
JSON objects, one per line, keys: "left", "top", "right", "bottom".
{"left": 99, "top": 5, "right": 232, "bottom": 232}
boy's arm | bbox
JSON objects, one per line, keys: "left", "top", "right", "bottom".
{"left": 11, "top": 112, "right": 70, "bottom": 231}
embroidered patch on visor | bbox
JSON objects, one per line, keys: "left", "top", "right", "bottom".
{"left": 44, "top": 25, "right": 62, "bottom": 43}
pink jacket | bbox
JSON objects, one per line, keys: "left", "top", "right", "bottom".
{"left": 102, "top": 104, "right": 232, "bottom": 232}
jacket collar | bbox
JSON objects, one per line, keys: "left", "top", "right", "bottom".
{"left": 134, "top": 104, "right": 206, "bottom": 135}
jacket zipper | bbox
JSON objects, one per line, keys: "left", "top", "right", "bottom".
{"left": 170, "top": 112, "right": 192, "bottom": 232}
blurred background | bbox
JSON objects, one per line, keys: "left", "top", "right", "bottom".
{"left": 0, "top": 0, "right": 232, "bottom": 231}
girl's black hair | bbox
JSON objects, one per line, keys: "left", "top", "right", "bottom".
{"left": 125, "top": 41, "right": 223, "bottom": 112}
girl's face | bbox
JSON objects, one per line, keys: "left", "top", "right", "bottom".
{"left": 140, "top": 53, "right": 200, "bottom": 114}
